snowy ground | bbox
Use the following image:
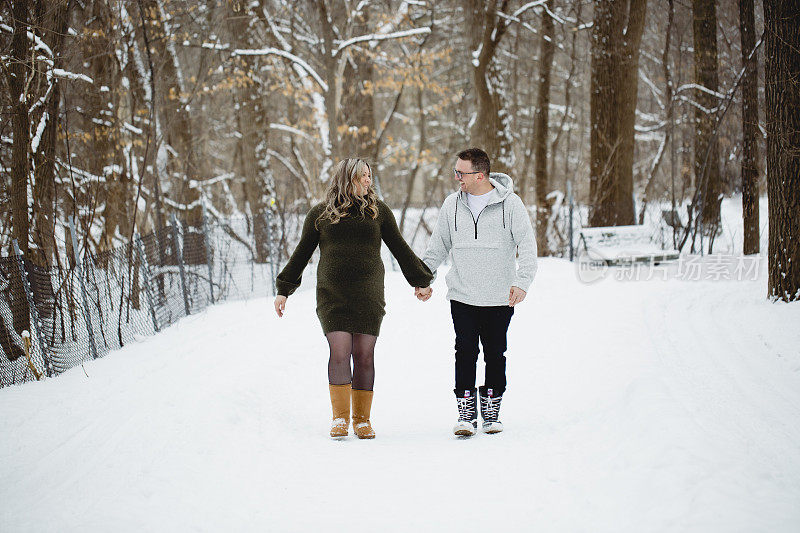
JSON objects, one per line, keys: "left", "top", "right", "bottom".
{"left": 2, "top": 258, "right": 800, "bottom": 532}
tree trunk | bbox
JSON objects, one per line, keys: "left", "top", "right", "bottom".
{"left": 764, "top": 1, "right": 800, "bottom": 303}
{"left": 467, "top": 0, "right": 513, "bottom": 172}
{"left": 533, "top": 1, "right": 554, "bottom": 256}
{"left": 400, "top": 87, "right": 426, "bottom": 233}
{"left": 132, "top": 0, "right": 167, "bottom": 278}
{"left": 589, "top": 0, "right": 647, "bottom": 227}
{"left": 738, "top": 0, "right": 760, "bottom": 255}
{"left": 139, "top": 0, "right": 204, "bottom": 265}
{"left": 317, "top": 0, "right": 339, "bottom": 161}
{"left": 340, "top": 9, "right": 377, "bottom": 159}
{"left": 6, "top": 0, "right": 32, "bottom": 341}
{"left": 638, "top": 0, "right": 674, "bottom": 226}
{"left": 692, "top": 0, "right": 722, "bottom": 232}
{"left": 9, "top": 0, "right": 31, "bottom": 256}
{"left": 141, "top": 0, "right": 202, "bottom": 229}
{"left": 31, "top": 0, "right": 69, "bottom": 266}
{"left": 230, "top": 3, "right": 276, "bottom": 263}
{"left": 81, "top": 0, "right": 126, "bottom": 255}
{"left": 615, "top": 0, "right": 647, "bottom": 226}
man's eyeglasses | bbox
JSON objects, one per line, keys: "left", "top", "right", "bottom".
{"left": 454, "top": 169, "right": 481, "bottom": 179}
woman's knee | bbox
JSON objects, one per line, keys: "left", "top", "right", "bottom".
{"left": 328, "top": 349, "right": 351, "bottom": 364}
{"left": 352, "top": 349, "right": 374, "bottom": 368}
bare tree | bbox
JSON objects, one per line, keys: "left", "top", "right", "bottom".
{"left": 80, "top": 0, "right": 128, "bottom": 255}
{"left": 0, "top": 0, "right": 773, "bottom": 267}
{"left": 466, "top": 0, "right": 513, "bottom": 171}
{"left": 229, "top": 1, "right": 277, "bottom": 262}
{"left": 589, "top": 0, "right": 648, "bottom": 227}
{"left": 738, "top": 0, "right": 760, "bottom": 255}
{"left": 764, "top": 1, "right": 800, "bottom": 303}
{"left": 339, "top": 7, "right": 376, "bottom": 158}
{"left": 692, "top": 0, "right": 722, "bottom": 236}
{"left": 533, "top": 0, "right": 554, "bottom": 254}
{"left": 7, "top": 0, "right": 31, "bottom": 255}
{"left": 31, "top": 0, "right": 70, "bottom": 266}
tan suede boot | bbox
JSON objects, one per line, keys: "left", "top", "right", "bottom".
{"left": 329, "top": 383, "right": 351, "bottom": 438}
{"left": 351, "top": 389, "right": 376, "bottom": 439}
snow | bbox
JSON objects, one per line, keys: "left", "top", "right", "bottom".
{"left": 52, "top": 68, "right": 93, "bottom": 83}
{"left": 30, "top": 111, "right": 48, "bottom": 153}
{"left": 269, "top": 122, "right": 317, "bottom": 144}
{"left": 232, "top": 47, "right": 328, "bottom": 92}
{"left": 201, "top": 42, "right": 229, "bottom": 50}
{"left": 472, "top": 44, "right": 482, "bottom": 67}
{"left": 513, "top": 1, "right": 547, "bottom": 18}
{"left": 371, "top": 1, "right": 410, "bottom": 44}
{"left": 2, "top": 253, "right": 799, "bottom": 531}
{"left": 159, "top": 2, "right": 185, "bottom": 94}
{"left": 122, "top": 122, "right": 143, "bottom": 135}
{"left": 676, "top": 83, "right": 726, "bottom": 100}
{"left": 102, "top": 164, "right": 123, "bottom": 176}
{"left": 334, "top": 27, "right": 431, "bottom": 57}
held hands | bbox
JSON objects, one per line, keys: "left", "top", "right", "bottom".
{"left": 415, "top": 286, "right": 432, "bottom": 302}
{"left": 414, "top": 285, "right": 524, "bottom": 304}
{"left": 274, "top": 295, "right": 287, "bottom": 317}
{"left": 509, "top": 286, "right": 527, "bottom": 307}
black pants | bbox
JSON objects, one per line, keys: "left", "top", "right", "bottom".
{"left": 450, "top": 300, "right": 515, "bottom": 395}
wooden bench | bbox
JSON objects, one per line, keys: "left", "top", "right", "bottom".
{"left": 578, "top": 225, "right": 680, "bottom": 266}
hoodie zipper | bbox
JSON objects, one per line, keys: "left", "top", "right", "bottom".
{"left": 458, "top": 192, "right": 485, "bottom": 239}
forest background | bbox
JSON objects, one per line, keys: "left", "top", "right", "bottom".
{"left": 1, "top": 0, "right": 798, "bottom": 302}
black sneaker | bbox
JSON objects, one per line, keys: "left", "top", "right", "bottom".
{"left": 453, "top": 388, "right": 478, "bottom": 436}
{"left": 479, "top": 386, "right": 504, "bottom": 434}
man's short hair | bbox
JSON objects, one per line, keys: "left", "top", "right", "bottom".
{"left": 457, "top": 147, "right": 491, "bottom": 176}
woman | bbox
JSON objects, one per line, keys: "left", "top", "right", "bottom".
{"left": 274, "top": 158, "right": 433, "bottom": 439}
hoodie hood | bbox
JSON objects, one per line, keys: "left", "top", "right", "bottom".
{"left": 487, "top": 172, "right": 514, "bottom": 202}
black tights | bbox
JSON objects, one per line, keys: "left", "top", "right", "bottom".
{"left": 326, "top": 331, "right": 378, "bottom": 391}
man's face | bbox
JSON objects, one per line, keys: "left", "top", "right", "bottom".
{"left": 454, "top": 158, "right": 483, "bottom": 194}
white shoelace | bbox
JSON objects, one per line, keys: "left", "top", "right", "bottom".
{"left": 480, "top": 395, "right": 501, "bottom": 422}
{"left": 456, "top": 396, "right": 476, "bottom": 422}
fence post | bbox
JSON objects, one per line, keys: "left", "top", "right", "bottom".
{"left": 201, "top": 202, "right": 215, "bottom": 303}
{"left": 265, "top": 208, "right": 276, "bottom": 297}
{"left": 135, "top": 234, "right": 160, "bottom": 333}
{"left": 568, "top": 180, "right": 574, "bottom": 262}
{"left": 11, "top": 239, "right": 54, "bottom": 377}
{"left": 68, "top": 217, "right": 99, "bottom": 360}
{"left": 170, "top": 214, "right": 191, "bottom": 316}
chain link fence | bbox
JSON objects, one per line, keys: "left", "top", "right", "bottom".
{"left": 1, "top": 213, "right": 279, "bottom": 389}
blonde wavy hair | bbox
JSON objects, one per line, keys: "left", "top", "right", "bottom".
{"left": 316, "top": 158, "right": 379, "bottom": 227}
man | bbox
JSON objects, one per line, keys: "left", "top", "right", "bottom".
{"left": 416, "top": 148, "right": 537, "bottom": 436}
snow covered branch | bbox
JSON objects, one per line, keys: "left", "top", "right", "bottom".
{"left": 0, "top": 23, "right": 53, "bottom": 57}
{"left": 232, "top": 48, "right": 328, "bottom": 92}
{"left": 269, "top": 123, "right": 319, "bottom": 145}
{"left": 677, "top": 95, "right": 718, "bottom": 115}
{"left": 52, "top": 68, "right": 93, "bottom": 84}
{"left": 333, "top": 27, "right": 431, "bottom": 57}
{"left": 639, "top": 69, "right": 664, "bottom": 110}
{"left": 675, "top": 83, "right": 725, "bottom": 100}
{"left": 512, "top": 1, "right": 548, "bottom": 18}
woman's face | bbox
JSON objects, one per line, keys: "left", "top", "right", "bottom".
{"left": 357, "top": 164, "right": 372, "bottom": 196}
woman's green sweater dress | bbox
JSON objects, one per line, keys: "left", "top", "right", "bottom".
{"left": 276, "top": 200, "right": 433, "bottom": 336}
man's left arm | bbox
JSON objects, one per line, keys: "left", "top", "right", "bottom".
{"left": 510, "top": 195, "right": 538, "bottom": 295}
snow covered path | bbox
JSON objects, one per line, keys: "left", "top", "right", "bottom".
{"left": 2, "top": 259, "right": 800, "bottom": 532}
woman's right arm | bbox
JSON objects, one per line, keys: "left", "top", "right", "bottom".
{"left": 275, "top": 206, "right": 321, "bottom": 304}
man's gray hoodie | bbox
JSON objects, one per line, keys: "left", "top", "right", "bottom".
{"left": 422, "top": 173, "right": 538, "bottom": 306}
